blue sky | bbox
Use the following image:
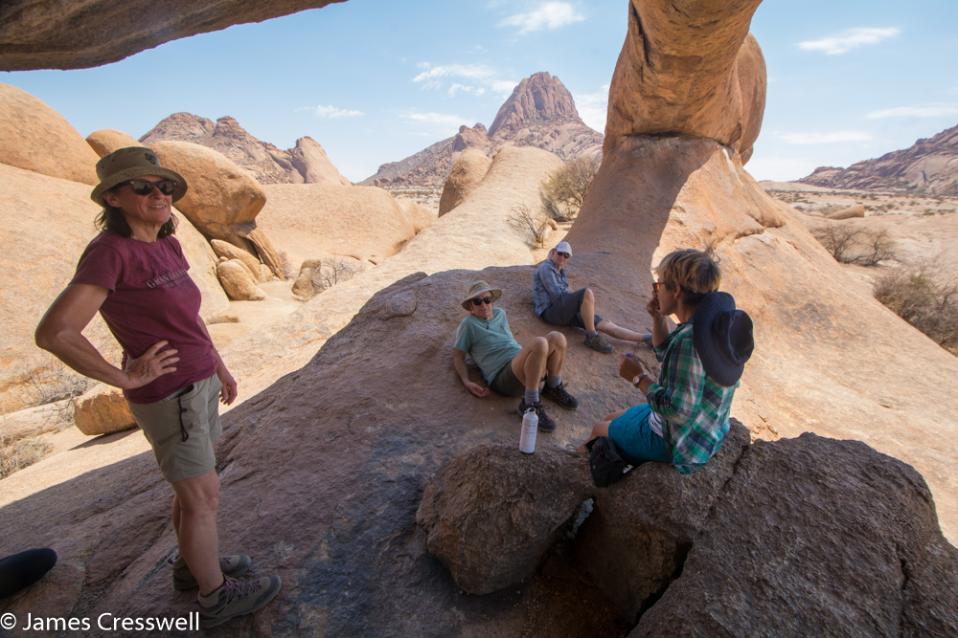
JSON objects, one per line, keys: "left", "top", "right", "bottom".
{"left": 2, "top": 1, "right": 956, "bottom": 182}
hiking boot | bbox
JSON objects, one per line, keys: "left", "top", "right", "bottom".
{"left": 541, "top": 382, "right": 579, "bottom": 409}
{"left": 199, "top": 574, "right": 282, "bottom": 630}
{"left": 517, "top": 399, "right": 557, "bottom": 433}
{"left": 584, "top": 332, "right": 614, "bottom": 353}
{"left": 172, "top": 554, "right": 252, "bottom": 591}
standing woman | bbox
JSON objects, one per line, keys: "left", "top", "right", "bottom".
{"left": 35, "top": 147, "right": 280, "bottom": 628}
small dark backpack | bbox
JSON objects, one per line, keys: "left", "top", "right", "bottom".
{"left": 586, "top": 437, "right": 634, "bottom": 487}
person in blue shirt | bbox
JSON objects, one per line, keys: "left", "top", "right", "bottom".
{"left": 453, "top": 280, "right": 579, "bottom": 433}
{"left": 532, "top": 240, "right": 649, "bottom": 353}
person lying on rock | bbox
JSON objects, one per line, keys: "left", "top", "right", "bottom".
{"left": 582, "top": 249, "right": 754, "bottom": 473}
{"left": 35, "top": 147, "right": 281, "bottom": 629}
{"left": 453, "top": 280, "right": 579, "bottom": 432}
{"left": 533, "top": 240, "right": 650, "bottom": 354}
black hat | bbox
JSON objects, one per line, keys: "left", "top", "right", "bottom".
{"left": 693, "top": 292, "right": 754, "bottom": 387}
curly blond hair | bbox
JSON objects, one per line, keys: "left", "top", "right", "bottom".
{"left": 655, "top": 249, "right": 721, "bottom": 305}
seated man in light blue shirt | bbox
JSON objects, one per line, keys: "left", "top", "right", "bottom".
{"left": 533, "top": 240, "right": 649, "bottom": 353}
{"left": 452, "top": 280, "right": 579, "bottom": 433}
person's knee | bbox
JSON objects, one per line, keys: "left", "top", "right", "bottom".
{"left": 583, "top": 287, "right": 594, "bottom": 302}
{"left": 530, "top": 336, "right": 549, "bottom": 356}
{"left": 546, "top": 331, "right": 567, "bottom": 349}
{"left": 177, "top": 474, "right": 220, "bottom": 515}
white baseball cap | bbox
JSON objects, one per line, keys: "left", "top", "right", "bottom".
{"left": 554, "top": 241, "right": 572, "bottom": 257}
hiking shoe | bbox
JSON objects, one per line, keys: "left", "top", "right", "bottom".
{"left": 541, "top": 382, "right": 579, "bottom": 409}
{"left": 199, "top": 574, "right": 282, "bottom": 629}
{"left": 172, "top": 554, "right": 252, "bottom": 591}
{"left": 584, "top": 332, "right": 614, "bottom": 353}
{"left": 517, "top": 399, "right": 557, "bottom": 433}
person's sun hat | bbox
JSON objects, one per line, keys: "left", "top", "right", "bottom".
{"left": 461, "top": 280, "right": 503, "bottom": 310}
{"left": 554, "top": 241, "right": 572, "bottom": 257}
{"left": 693, "top": 292, "right": 754, "bottom": 387}
{"left": 90, "top": 146, "right": 187, "bottom": 206}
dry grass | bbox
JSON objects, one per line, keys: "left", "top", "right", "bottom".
{"left": 874, "top": 267, "right": 958, "bottom": 355}
{"left": 508, "top": 203, "right": 551, "bottom": 248}
{"left": 540, "top": 155, "right": 600, "bottom": 222}
{"left": 0, "top": 433, "right": 53, "bottom": 479}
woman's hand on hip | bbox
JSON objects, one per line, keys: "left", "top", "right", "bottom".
{"left": 123, "top": 341, "right": 179, "bottom": 389}
{"left": 216, "top": 362, "right": 238, "bottom": 405}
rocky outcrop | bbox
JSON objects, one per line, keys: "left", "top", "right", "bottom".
{"left": 210, "top": 239, "right": 270, "bottom": 283}
{"left": 291, "top": 257, "right": 366, "bottom": 300}
{"left": 825, "top": 203, "right": 865, "bottom": 219}
{"left": 604, "top": 2, "right": 765, "bottom": 161}
{"left": 0, "top": 83, "right": 99, "bottom": 184}
{"left": 85, "top": 129, "right": 140, "bottom": 158}
{"left": 800, "top": 124, "right": 958, "bottom": 196}
{"left": 438, "top": 149, "right": 492, "bottom": 215}
{"left": 73, "top": 385, "right": 136, "bottom": 436}
{"left": 256, "top": 183, "right": 417, "bottom": 273}
{"left": 488, "top": 72, "right": 603, "bottom": 161}
{"left": 147, "top": 140, "right": 284, "bottom": 277}
{"left": 0, "top": 161, "right": 227, "bottom": 414}
{"left": 141, "top": 113, "right": 349, "bottom": 186}
{"left": 216, "top": 259, "right": 266, "bottom": 301}
{"left": 417, "top": 444, "right": 592, "bottom": 595}
{"left": 632, "top": 433, "right": 958, "bottom": 636}
{"left": 576, "top": 420, "right": 750, "bottom": 622}
{"left": 363, "top": 123, "right": 492, "bottom": 197}
{"left": 0, "top": 0, "right": 348, "bottom": 70}
{"left": 363, "top": 72, "right": 602, "bottom": 202}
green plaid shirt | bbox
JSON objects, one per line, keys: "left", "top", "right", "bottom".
{"left": 646, "top": 322, "right": 737, "bottom": 474}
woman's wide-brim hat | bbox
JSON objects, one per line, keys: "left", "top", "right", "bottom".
{"left": 461, "top": 280, "right": 502, "bottom": 310}
{"left": 90, "top": 146, "right": 188, "bottom": 206}
{"left": 693, "top": 292, "right": 754, "bottom": 387}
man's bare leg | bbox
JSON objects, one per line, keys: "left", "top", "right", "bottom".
{"left": 544, "top": 331, "right": 566, "bottom": 379}
{"left": 596, "top": 319, "right": 651, "bottom": 343}
{"left": 580, "top": 288, "right": 598, "bottom": 333}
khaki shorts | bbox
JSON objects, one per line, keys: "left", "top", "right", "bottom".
{"left": 128, "top": 374, "right": 222, "bottom": 484}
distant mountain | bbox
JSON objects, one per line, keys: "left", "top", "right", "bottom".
{"left": 361, "top": 72, "right": 603, "bottom": 199}
{"left": 140, "top": 113, "right": 350, "bottom": 186}
{"left": 799, "top": 124, "right": 958, "bottom": 196}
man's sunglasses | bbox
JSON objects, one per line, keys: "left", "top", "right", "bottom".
{"left": 471, "top": 296, "right": 494, "bottom": 307}
{"left": 556, "top": 252, "right": 571, "bottom": 259}
{"left": 123, "top": 178, "right": 177, "bottom": 197}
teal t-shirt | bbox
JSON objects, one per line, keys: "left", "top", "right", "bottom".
{"left": 453, "top": 307, "right": 522, "bottom": 384}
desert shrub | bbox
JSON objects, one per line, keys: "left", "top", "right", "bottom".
{"left": 0, "top": 434, "right": 52, "bottom": 479}
{"left": 813, "top": 225, "right": 896, "bottom": 266}
{"left": 508, "top": 204, "right": 550, "bottom": 248}
{"left": 310, "top": 257, "right": 354, "bottom": 291}
{"left": 540, "top": 155, "right": 600, "bottom": 222}
{"left": 874, "top": 267, "right": 958, "bottom": 355}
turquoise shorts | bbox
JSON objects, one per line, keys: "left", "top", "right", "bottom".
{"left": 608, "top": 404, "right": 671, "bottom": 466}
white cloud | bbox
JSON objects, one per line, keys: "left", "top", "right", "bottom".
{"left": 866, "top": 104, "right": 958, "bottom": 119}
{"left": 798, "top": 27, "right": 900, "bottom": 55}
{"left": 499, "top": 2, "right": 585, "bottom": 35}
{"left": 300, "top": 104, "right": 364, "bottom": 119}
{"left": 448, "top": 83, "right": 486, "bottom": 97}
{"left": 413, "top": 62, "right": 516, "bottom": 98}
{"left": 573, "top": 84, "right": 609, "bottom": 133}
{"left": 402, "top": 111, "right": 471, "bottom": 128}
{"left": 779, "top": 131, "right": 873, "bottom": 145}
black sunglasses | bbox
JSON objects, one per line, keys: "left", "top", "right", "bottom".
{"left": 124, "top": 178, "right": 177, "bottom": 197}
{"left": 471, "top": 296, "right": 494, "bottom": 307}
{"left": 556, "top": 252, "right": 571, "bottom": 258}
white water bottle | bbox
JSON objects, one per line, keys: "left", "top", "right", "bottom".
{"left": 520, "top": 407, "right": 538, "bottom": 454}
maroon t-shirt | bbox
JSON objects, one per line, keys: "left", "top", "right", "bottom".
{"left": 71, "top": 232, "right": 217, "bottom": 404}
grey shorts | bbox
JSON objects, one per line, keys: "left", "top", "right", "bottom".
{"left": 128, "top": 374, "right": 222, "bottom": 484}
{"left": 540, "top": 289, "right": 602, "bottom": 330}
{"left": 490, "top": 362, "right": 525, "bottom": 397}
